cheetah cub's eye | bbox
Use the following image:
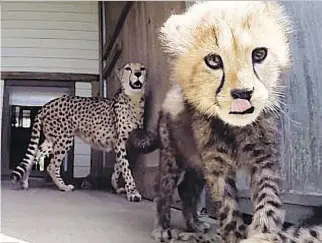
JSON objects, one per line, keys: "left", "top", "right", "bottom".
{"left": 125, "top": 67, "right": 131, "bottom": 71}
{"left": 140, "top": 67, "right": 146, "bottom": 71}
{"left": 204, "top": 53, "right": 223, "bottom": 70}
{"left": 252, "top": 47, "right": 268, "bottom": 64}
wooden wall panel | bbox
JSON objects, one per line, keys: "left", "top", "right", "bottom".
{"left": 279, "top": 2, "right": 322, "bottom": 196}
{"left": 102, "top": 1, "right": 185, "bottom": 198}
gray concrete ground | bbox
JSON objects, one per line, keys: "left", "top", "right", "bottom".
{"left": 1, "top": 179, "right": 216, "bottom": 243}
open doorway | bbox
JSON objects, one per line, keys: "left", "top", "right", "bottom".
{"left": 9, "top": 105, "right": 43, "bottom": 171}
{"left": 1, "top": 80, "right": 74, "bottom": 181}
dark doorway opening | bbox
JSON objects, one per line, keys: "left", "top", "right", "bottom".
{"left": 2, "top": 80, "right": 76, "bottom": 181}
{"left": 9, "top": 105, "right": 51, "bottom": 178}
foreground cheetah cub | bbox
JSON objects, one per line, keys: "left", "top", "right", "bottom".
{"left": 131, "top": 1, "right": 322, "bottom": 243}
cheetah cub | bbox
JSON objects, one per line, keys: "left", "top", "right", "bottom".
{"left": 11, "top": 62, "right": 148, "bottom": 202}
{"left": 133, "top": 1, "right": 321, "bottom": 243}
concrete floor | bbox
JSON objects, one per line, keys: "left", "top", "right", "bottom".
{"left": 1, "top": 179, "right": 216, "bottom": 243}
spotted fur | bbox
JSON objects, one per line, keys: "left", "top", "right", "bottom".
{"left": 11, "top": 62, "right": 148, "bottom": 202}
{"left": 130, "top": 1, "right": 322, "bottom": 242}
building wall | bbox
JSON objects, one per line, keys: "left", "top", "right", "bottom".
{"left": 1, "top": 2, "right": 98, "bottom": 177}
{"left": 1, "top": 1, "right": 98, "bottom": 74}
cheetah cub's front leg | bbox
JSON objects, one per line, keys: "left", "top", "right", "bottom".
{"left": 111, "top": 162, "right": 126, "bottom": 194}
{"left": 114, "top": 139, "right": 142, "bottom": 202}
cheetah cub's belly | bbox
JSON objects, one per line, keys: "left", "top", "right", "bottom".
{"left": 75, "top": 131, "right": 114, "bottom": 152}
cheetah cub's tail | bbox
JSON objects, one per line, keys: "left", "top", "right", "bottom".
{"left": 290, "top": 206, "right": 322, "bottom": 242}
{"left": 10, "top": 110, "right": 43, "bottom": 182}
{"left": 127, "top": 128, "right": 159, "bottom": 154}
{"left": 243, "top": 207, "right": 322, "bottom": 243}
{"left": 300, "top": 206, "right": 322, "bottom": 226}
{"left": 275, "top": 206, "right": 322, "bottom": 243}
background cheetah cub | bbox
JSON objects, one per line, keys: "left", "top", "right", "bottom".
{"left": 11, "top": 63, "right": 149, "bottom": 202}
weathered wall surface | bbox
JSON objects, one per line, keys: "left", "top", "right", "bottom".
{"left": 279, "top": 1, "right": 322, "bottom": 196}
{"left": 102, "top": 1, "right": 186, "bottom": 197}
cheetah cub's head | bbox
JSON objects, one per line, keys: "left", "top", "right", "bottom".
{"left": 117, "top": 62, "right": 147, "bottom": 96}
{"left": 160, "top": 1, "right": 292, "bottom": 127}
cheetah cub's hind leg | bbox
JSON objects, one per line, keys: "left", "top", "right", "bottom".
{"left": 21, "top": 140, "right": 53, "bottom": 190}
{"left": 158, "top": 170, "right": 220, "bottom": 243}
{"left": 178, "top": 169, "right": 211, "bottom": 234}
{"left": 47, "top": 136, "right": 75, "bottom": 192}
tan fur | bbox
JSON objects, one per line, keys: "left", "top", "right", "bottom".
{"left": 160, "top": 1, "right": 291, "bottom": 127}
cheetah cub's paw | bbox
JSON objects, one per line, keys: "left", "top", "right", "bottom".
{"left": 21, "top": 180, "right": 29, "bottom": 190}
{"left": 151, "top": 226, "right": 181, "bottom": 242}
{"left": 61, "top": 184, "right": 75, "bottom": 192}
{"left": 194, "top": 221, "right": 211, "bottom": 233}
{"left": 174, "top": 232, "right": 220, "bottom": 243}
{"left": 240, "top": 233, "right": 277, "bottom": 243}
{"left": 151, "top": 227, "right": 220, "bottom": 243}
{"left": 127, "top": 190, "right": 142, "bottom": 202}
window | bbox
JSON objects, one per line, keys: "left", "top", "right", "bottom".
{"left": 11, "top": 106, "right": 32, "bottom": 128}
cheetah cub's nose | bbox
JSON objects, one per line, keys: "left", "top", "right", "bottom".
{"left": 230, "top": 89, "right": 254, "bottom": 114}
{"left": 230, "top": 89, "right": 253, "bottom": 100}
{"left": 134, "top": 72, "right": 141, "bottom": 78}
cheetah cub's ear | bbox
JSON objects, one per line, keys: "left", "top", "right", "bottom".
{"left": 159, "top": 14, "right": 191, "bottom": 57}
{"left": 114, "top": 66, "right": 123, "bottom": 82}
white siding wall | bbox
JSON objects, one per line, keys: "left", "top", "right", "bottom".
{"left": 1, "top": 1, "right": 99, "bottom": 74}
{"left": 74, "top": 82, "right": 92, "bottom": 178}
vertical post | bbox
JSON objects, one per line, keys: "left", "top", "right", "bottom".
{"left": 98, "top": 1, "right": 104, "bottom": 97}
{"left": 97, "top": 1, "right": 106, "bottom": 180}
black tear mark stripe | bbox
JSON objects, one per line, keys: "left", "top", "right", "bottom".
{"left": 128, "top": 69, "right": 133, "bottom": 83}
{"left": 253, "top": 64, "right": 261, "bottom": 81}
{"left": 216, "top": 72, "right": 225, "bottom": 95}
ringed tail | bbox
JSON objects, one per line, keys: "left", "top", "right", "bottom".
{"left": 10, "top": 111, "right": 43, "bottom": 182}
